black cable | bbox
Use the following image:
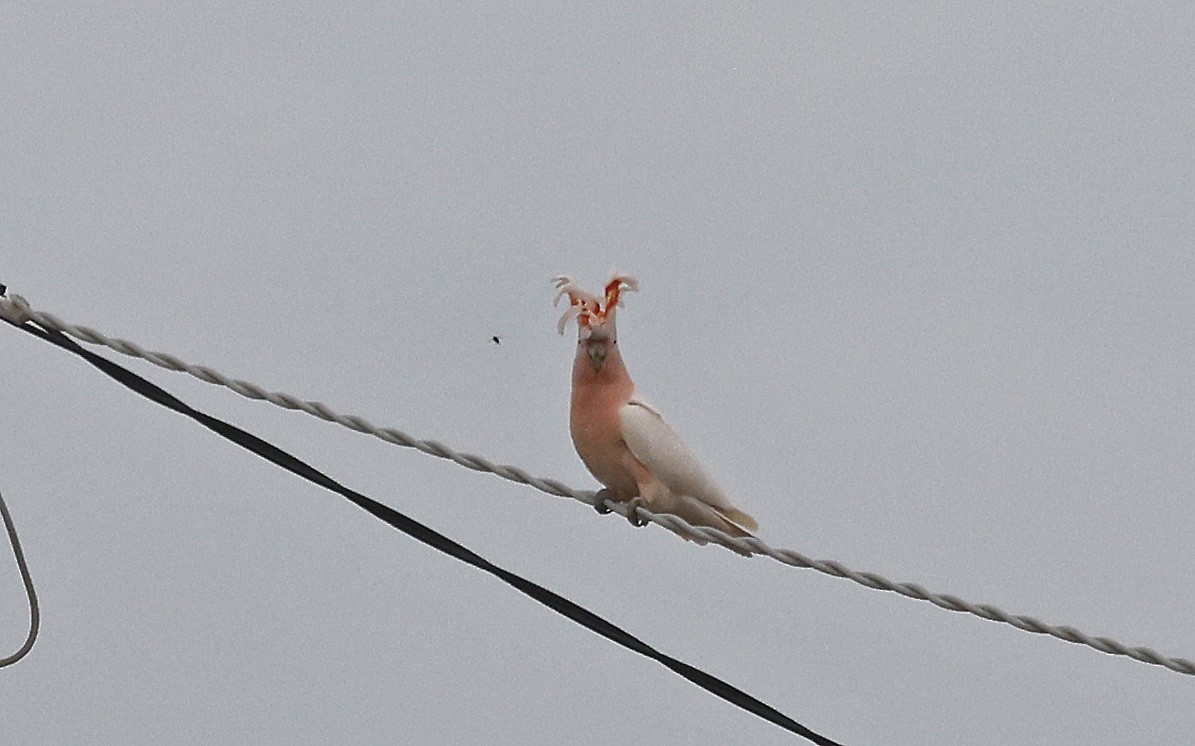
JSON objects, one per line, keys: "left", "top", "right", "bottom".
{"left": 8, "top": 318, "right": 842, "bottom": 745}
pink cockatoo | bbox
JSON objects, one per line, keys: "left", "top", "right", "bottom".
{"left": 554, "top": 274, "right": 758, "bottom": 550}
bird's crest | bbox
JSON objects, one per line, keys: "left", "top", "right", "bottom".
{"left": 552, "top": 274, "right": 638, "bottom": 336}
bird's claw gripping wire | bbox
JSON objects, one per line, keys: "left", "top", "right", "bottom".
{"left": 592, "top": 489, "right": 648, "bottom": 528}
{"left": 592, "top": 487, "right": 615, "bottom": 515}
{"left": 625, "top": 496, "right": 650, "bottom": 528}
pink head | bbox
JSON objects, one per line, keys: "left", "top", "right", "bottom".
{"left": 553, "top": 274, "right": 638, "bottom": 372}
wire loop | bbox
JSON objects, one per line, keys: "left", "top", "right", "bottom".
{"left": 0, "top": 488, "right": 39, "bottom": 668}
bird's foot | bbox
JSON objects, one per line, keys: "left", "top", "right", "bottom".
{"left": 625, "top": 496, "right": 650, "bottom": 528}
{"left": 592, "top": 488, "right": 614, "bottom": 515}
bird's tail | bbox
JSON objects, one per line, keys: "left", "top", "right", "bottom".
{"left": 667, "top": 498, "right": 757, "bottom": 556}
{"left": 719, "top": 507, "right": 759, "bottom": 533}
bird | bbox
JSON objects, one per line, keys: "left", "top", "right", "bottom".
{"left": 553, "top": 274, "right": 758, "bottom": 552}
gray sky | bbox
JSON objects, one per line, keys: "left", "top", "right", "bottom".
{"left": 3, "top": 4, "right": 1193, "bottom": 744}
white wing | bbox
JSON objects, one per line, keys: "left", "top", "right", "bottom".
{"left": 618, "top": 393, "right": 735, "bottom": 511}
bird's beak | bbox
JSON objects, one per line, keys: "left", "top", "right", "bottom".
{"left": 586, "top": 341, "right": 607, "bottom": 372}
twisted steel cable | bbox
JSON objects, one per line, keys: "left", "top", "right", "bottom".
{"left": 3, "top": 291, "right": 1191, "bottom": 677}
